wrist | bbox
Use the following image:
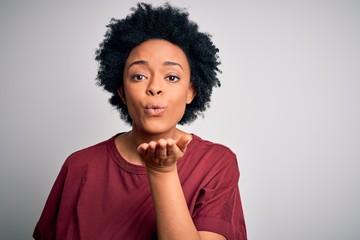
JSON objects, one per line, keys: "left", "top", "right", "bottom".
{"left": 146, "top": 165, "right": 178, "bottom": 177}
{"left": 145, "top": 163, "right": 178, "bottom": 175}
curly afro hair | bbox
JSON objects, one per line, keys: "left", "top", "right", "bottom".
{"left": 95, "top": 2, "right": 221, "bottom": 125}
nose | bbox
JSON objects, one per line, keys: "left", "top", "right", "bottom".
{"left": 146, "top": 78, "right": 163, "bottom": 96}
{"left": 147, "top": 89, "right": 163, "bottom": 96}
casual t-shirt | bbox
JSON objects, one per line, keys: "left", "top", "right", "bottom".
{"left": 33, "top": 134, "right": 247, "bottom": 240}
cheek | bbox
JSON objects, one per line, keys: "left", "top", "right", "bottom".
{"left": 124, "top": 94, "right": 138, "bottom": 111}
{"left": 169, "top": 93, "right": 189, "bottom": 113}
{"left": 122, "top": 84, "right": 139, "bottom": 103}
{"left": 121, "top": 88, "right": 139, "bottom": 116}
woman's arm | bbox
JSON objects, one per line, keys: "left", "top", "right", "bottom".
{"left": 138, "top": 136, "right": 226, "bottom": 240}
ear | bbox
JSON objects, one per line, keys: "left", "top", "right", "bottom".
{"left": 117, "top": 87, "right": 126, "bottom": 104}
{"left": 186, "top": 84, "right": 196, "bottom": 104}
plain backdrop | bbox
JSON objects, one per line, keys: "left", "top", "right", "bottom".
{"left": 1, "top": 0, "right": 359, "bottom": 239}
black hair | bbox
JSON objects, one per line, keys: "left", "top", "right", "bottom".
{"left": 95, "top": 2, "right": 221, "bottom": 125}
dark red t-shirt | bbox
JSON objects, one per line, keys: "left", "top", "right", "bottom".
{"left": 33, "top": 134, "right": 247, "bottom": 239}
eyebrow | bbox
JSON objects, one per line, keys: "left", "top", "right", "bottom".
{"left": 163, "top": 61, "right": 183, "bottom": 69}
{"left": 127, "top": 60, "right": 148, "bottom": 69}
{"left": 127, "top": 60, "right": 183, "bottom": 69}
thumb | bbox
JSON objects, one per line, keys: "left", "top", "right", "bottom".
{"left": 176, "top": 134, "right": 192, "bottom": 153}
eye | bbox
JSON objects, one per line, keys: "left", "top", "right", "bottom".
{"left": 131, "top": 74, "right": 147, "bottom": 81}
{"left": 166, "top": 75, "right": 180, "bottom": 82}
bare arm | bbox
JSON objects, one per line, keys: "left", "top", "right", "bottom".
{"left": 138, "top": 135, "right": 226, "bottom": 240}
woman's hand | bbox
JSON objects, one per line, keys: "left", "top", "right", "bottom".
{"left": 137, "top": 134, "right": 192, "bottom": 173}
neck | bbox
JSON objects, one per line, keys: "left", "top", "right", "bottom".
{"left": 128, "top": 128, "right": 182, "bottom": 147}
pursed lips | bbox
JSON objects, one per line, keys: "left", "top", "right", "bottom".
{"left": 144, "top": 103, "right": 166, "bottom": 115}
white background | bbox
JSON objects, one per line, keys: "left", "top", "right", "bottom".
{"left": 1, "top": 0, "right": 359, "bottom": 239}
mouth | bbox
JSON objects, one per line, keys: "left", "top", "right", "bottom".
{"left": 144, "top": 103, "right": 166, "bottom": 115}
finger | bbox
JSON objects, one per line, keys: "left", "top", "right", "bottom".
{"left": 156, "top": 139, "right": 168, "bottom": 158}
{"left": 137, "top": 143, "right": 149, "bottom": 156}
{"left": 140, "top": 141, "right": 155, "bottom": 160}
{"left": 166, "top": 138, "right": 176, "bottom": 156}
{"left": 148, "top": 141, "right": 157, "bottom": 153}
{"left": 176, "top": 134, "right": 192, "bottom": 153}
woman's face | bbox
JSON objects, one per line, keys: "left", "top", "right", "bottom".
{"left": 119, "top": 39, "right": 195, "bottom": 137}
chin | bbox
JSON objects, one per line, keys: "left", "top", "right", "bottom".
{"left": 137, "top": 119, "right": 178, "bottom": 136}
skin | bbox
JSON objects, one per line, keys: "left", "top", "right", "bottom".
{"left": 115, "top": 39, "right": 226, "bottom": 240}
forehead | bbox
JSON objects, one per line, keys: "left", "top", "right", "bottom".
{"left": 125, "top": 39, "right": 189, "bottom": 68}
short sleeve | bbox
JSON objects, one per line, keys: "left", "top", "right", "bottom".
{"left": 33, "top": 156, "right": 85, "bottom": 240}
{"left": 33, "top": 163, "right": 68, "bottom": 240}
{"left": 192, "top": 152, "right": 247, "bottom": 240}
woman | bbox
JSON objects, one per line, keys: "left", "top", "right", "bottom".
{"left": 33, "top": 3, "right": 247, "bottom": 239}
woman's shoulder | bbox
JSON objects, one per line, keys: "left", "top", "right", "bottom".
{"left": 179, "top": 134, "right": 240, "bottom": 183}
{"left": 187, "top": 134, "right": 238, "bottom": 167}
{"left": 190, "top": 134, "right": 236, "bottom": 156}
{"left": 62, "top": 134, "right": 118, "bottom": 169}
